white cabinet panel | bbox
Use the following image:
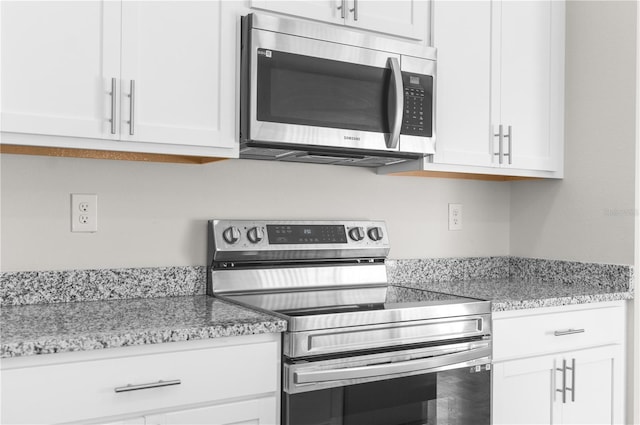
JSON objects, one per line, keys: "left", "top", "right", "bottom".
{"left": 492, "top": 355, "right": 556, "bottom": 425}
{"left": 492, "top": 302, "right": 626, "bottom": 425}
{"left": 431, "top": 0, "right": 564, "bottom": 176}
{"left": 497, "top": 0, "right": 555, "bottom": 171}
{"left": 1, "top": 1, "right": 120, "bottom": 140}
{"left": 250, "top": 0, "right": 428, "bottom": 41}
{"left": 250, "top": 0, "right": 344, "bottom": 24}
{"left": 559, "top": 346, "right": 623, "bottom": 425}
{"left": 1, "top": 1, "right": 237, "bottom": 159}
{"left": 120, "top": 2, "right": 234, "bottom": 149}
{"left": 348, "top": 1, "right": 429, "bottom": 41}
{"left": 1, "top": 335, "right": 279, "bottom": 425}
{"left": 145, "top": 396, "right": 277, "bottom": 425}
{"left": 432, "top": 1, "right": 493, "bottom": 167}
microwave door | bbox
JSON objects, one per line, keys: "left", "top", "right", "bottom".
{"left": 246, "top": 28, "right": 402, "bottom": 153}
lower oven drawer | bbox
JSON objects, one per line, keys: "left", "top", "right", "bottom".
{"left": 282, "top": 341, "right": 492, "bottom": 425}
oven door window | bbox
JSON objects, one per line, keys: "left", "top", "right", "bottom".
{"left": 283, "top": 366, "right": 490, "bottom": 425}
{"left": 256, "top": 49, "right": 391, "bottom": 133}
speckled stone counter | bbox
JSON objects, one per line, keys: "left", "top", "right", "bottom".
{"left": 394, "top": 279, "right": 633, "bottom": 312}
{"left": 388, "top": 257, "right": 634, "bottom": 312}
{"left": 0, "top": 296, "right": 287, "bottom": 358}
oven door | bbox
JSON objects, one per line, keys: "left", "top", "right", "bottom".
{"left": 241, "top": 16, "right": 434, "bottom": 156}
{"left": 282, "top": 340, "right": 491, "bottom": 425}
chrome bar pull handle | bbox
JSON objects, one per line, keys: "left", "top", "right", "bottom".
{"left": 494, "top": 125, "right": 504, "bottom": 164}
{"left": 350, "top": 0, "right": 358, "bottom": 21}
{"left": 109, "top": 78, "right": 117, "bottom": 135}
{"left": 114, "top": 379, "right": 181, "bottom": 393}
{"left": 128, "top": 80, "right": 135, "bottom": 136}
{"left": 506, "top": 125, "right": 512, "bottom": 164}
{"left": 566, "top": 358, "right": 576, "bottom": 402}
{"left": 337, "top": 0, "right": 345, "bottom": 19}
{"left": 556, "top": 359, "right": 567, "bottom": 403}
{"left": 386, "top": 57, "right": 403, "bottom": 149}
{"left": 554, "top": 329, "right": 585, "bottom": 337}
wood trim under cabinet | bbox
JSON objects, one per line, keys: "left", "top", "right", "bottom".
{"left": 388, "top": 170, "right": 541, "bottom": 181}
{"left": 0, "top": 144, "right": 228, "bottom": 165}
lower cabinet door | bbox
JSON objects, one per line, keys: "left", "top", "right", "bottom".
{"left": 99, "top": 418, "right": 145, "bottom": 425}
{"left": 493, "top": 344, "right": 624, "bottom": 425}
{"left": 144, "top": 396, "right": 277, "bottom": 425}
{"left": 558, "top": 345, "right": 623, "bottom": 425}
{"left": 492, "top": 354, "right": 557, "bottom": 425}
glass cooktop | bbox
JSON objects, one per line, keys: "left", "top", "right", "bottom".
{"left": 221, "top": 285, "right": 490, "bottom": 332}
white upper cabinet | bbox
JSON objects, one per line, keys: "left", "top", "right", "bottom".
{"left": 432, "top": 1, "right": 493, "bottom": 167}
{"left": 1, "top": 1, "right": 121, "bottom": 140}
{"left": 119, "top": 2, "right": 234, "bottom": 149}
{"left": 495, "top": 0, "right": 561, "bottom": 172}
{"left": 250, "top": 0, "right": 430, "bottom": 42}
{"left": 432, "top": 0, "right": 564, "bottom": 176}
{"left": 1, "top": 1, "right": 236, "bottom": 158}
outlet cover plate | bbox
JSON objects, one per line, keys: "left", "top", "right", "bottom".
{"left": 448, "top": 203, "right": 462, "bottom": 231}
{"left": 71, "top": 194, "right": 97, "bottom": 232}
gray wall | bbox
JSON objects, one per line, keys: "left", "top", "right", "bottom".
{"left": 1, "top": 1, "right": 636, "bottom": 272}
{"left": 510, "top": 0, "right": 637, "bottom": 265}
{"left": 0, "top": 155, "right": 510, "bottom": 271}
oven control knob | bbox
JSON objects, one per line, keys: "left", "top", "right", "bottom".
{"left": 367, "top": 226, "right": 384, "bottom": 242}
{"left": 222, "top": 226, "right": 241, "bottom": 244}
{"left": 247, "top": 226, "right": 264, "bottom": 244}
{"left": 348, "top": 227, "right": 365, "bottom": 241}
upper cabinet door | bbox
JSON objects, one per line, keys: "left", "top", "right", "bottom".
{"left": 250, "top": 0, "right": 344, "bottom": 24}
{"left": 120, "top": 1, "right": 234, "bottom": 148}
{"left": 431, "top": 1, "right": 494, "bottom": 167}
{"left": 497, "top": 0, "right": 563, "bottom": 172}
{"left": 250, "top": 0, "right": 429, "bottom": 42}
{"left": 347, "top": 0, "right": 429, "bottom": 41}
{"left": 1, "top": 1, "right": 121, "bottom": 140}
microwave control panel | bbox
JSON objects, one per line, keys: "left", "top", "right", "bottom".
{"left": 401, "top": 73, "right": 433, "bottom": 137}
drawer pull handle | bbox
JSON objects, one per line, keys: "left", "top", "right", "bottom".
{"left": 554, "top": 328, "right": 585, "bottom": 337}
{"left": 114, "top": 379, "right": 181, "bottom": 393}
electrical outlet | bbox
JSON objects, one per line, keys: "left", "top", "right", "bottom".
{"left": 448, "top": 203, "right": 462, "bottom": 231}
{"left": 71, "top": 194, "right": 98, "bottom": 232}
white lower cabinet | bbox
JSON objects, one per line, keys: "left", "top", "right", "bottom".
{"left": 492, "top": 302, "right": 626, "bottom": 425}
{"left": 1, "top": 334, "right": 280, "bottom": 425}
{"left": 144, "top": 396, "right": 276, "bottom": 425}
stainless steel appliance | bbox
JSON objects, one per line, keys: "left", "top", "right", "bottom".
{"left": 208, "top": 219, "right": 491, "bottom": 425}
{"left": 240, "top": 14, "right": 437, "bottom": 167}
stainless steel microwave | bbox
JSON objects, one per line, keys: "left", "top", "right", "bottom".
{"left": 240, "top": 14, "right": 437, "bottom": 167}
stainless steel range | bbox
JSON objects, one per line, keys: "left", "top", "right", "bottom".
{"left": 208, "top": 219, "right": 491, "bottom": 425}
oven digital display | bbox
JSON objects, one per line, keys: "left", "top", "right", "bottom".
{"left": 267, "top": 225, "right": 347, "bottom": 244}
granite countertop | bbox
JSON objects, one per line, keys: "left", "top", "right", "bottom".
{"left": 400, "top": 278, "right": 634, "bottom": 312}
{"left": 0, "top": 295, "right": 287, "bottom": 358}
{"left": 0, "top": 257, "right": 634, "bottom": 358}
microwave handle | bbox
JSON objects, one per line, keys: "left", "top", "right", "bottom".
{"left": 387, "top": 57, "right": 403, "bottom": 150}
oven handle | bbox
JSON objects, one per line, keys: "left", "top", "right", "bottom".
{"left": 386, "top": 57, "right": 403, "bottom": 150}
{"left": 294, "top": 345, "right": 491, "bottom": 385}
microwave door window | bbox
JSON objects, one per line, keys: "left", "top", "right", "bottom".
{"left": 256, "top": 50, "right": 391, "bottom": 134}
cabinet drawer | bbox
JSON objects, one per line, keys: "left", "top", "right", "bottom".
{"left": 1, "top": 336, "right": 279, "bottom": 424}
{"left": 493, "top": 303, "right": 625, "bottom": 361}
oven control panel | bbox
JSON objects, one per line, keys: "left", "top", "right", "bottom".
{"left": 209, "top": 220, "right": 389, "bottom": 261}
